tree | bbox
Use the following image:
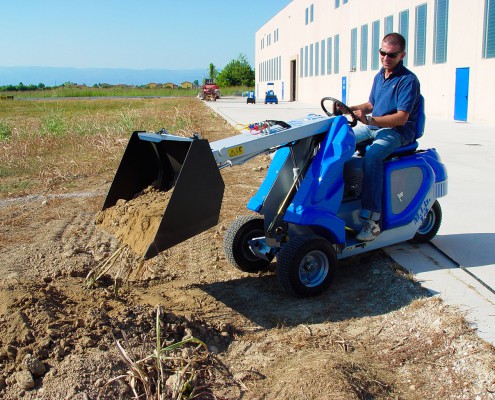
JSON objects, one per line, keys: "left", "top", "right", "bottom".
{"left": 215, "top": 54, "right": 255, "bottom": 87}
{"left": 208, "top": 63, "right": 218, "bottom": 81}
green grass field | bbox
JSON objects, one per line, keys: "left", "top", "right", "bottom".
{"left": 0, "top": 85, "right": 252, "bottom": 99}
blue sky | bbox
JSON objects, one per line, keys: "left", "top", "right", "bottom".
{"left": 1, "top": 0, "right": 292, "bottom": 71}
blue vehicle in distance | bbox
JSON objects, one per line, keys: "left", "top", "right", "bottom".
{"left": 265, "top": 82, "right": 278, "bottom": 104}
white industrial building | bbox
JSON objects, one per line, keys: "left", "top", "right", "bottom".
{"left": 255, "top": 0, "right": 495, "bottom": 124}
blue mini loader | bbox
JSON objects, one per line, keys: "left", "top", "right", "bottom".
{"left": 102, "top": 97, "right": 447, "bottom": 297}
{"left": 264, "top": 82, "right": 278, "bottom": 104}
{"left": 247, "top": 91, "right": 256, "bottom": 104}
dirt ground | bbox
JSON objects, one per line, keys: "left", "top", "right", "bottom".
{"left": 1, "top": 99, "right": 495, "bottom": 399}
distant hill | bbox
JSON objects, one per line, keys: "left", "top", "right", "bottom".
{"left": 0, "top": 66, "right": 206, "bottom": 86}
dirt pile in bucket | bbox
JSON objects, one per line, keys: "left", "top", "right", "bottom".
{"left": 95, "top": 186, "right": 172, "bottom": 257}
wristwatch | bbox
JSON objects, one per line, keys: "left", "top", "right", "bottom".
{"left": 366, "top": 115, "right": 375, "bottom": 125}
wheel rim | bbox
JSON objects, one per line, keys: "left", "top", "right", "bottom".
{"left": 298, "top": 250, "right": 329, "bottom": 287}
{"left": 418, "top": 209, "right": 436, "bottom": 235}
{"left": 240, "top": 228, "right": 264, "bottom": 262}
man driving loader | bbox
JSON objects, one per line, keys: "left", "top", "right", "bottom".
{"left": 346, "top": 32, "right": 421, "bottom": 242}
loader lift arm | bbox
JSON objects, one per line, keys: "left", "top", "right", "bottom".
{"left": 208, "top": 114, "right": 334, "bottom": 168}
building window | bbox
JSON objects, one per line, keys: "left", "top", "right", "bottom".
{"left": 371, "top": 20, "right": 380, "bottom": 70}
{"left": 343, "top": 0, "right": 348, "bottom": 3}
{"left": 315, "top": 41, "right": 320, "bottom": 76}
{"left": 350, "top": 28, "right": 357, "bottom": 71}
{"left": 327, "top": 37, "right": 333, "bottom": 74}
{"left": 399, "top": 10, "right": 410, "bottom": 66}
{"left": 310, "top": 43, "right": 314, "bottom": 76}
{"left": 384, "top": 15, "right": 393, "bottom": 34}
{"left": 483, "top": 0, "right": 495, "bottom": 58}
{"left": 305, "top": 45, "right": 309, "bottom": 77}
{"left": 335, "top": 0, "right": 340, "bottom": 8}
{"left": 415, "top": 3, "right": 428, "bottom": 66}
{"left": 361, "top": 24, "right": 369, "bottom": 71}
{"left": 300, "top": 48, "right": 304, "bottom": 78}
{"left": 305, "top": 4, "right": 314, "bottom": 25}
{"left": 334, "top": 34, "right": 340, "bottom": 74}
{"left": 321, "top": 39, "right": 326, "bottom": 75}
{"left": 433, "top": 0, "right": 449, "bottom": 63}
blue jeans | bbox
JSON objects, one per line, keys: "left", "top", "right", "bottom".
{"left": 353, "top": 125, "right": 407, "bottom": 221}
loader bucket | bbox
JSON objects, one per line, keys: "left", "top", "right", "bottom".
{"left": 102, "top": 131, "right": 225, "bottom": 260}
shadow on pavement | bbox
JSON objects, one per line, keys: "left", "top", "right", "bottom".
{"left": 433, "top": 233, "right": 495, "bottom": 268}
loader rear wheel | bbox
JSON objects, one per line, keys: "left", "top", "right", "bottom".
{"left": 411, "top": 200, "right": 442, "bottom": 243}
{"left": 224, "top": 215, "right": 273, "bottom": 273}
{"left": 277, "top": 235, "right": 336, "bottom": 297}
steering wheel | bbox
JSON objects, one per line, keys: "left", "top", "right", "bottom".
{"left": 321, "top": 97, "right": 358, "bottom": 127}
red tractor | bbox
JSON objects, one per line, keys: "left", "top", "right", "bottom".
{"left": 200, "top": 79, "right": 221, "bottom": 101}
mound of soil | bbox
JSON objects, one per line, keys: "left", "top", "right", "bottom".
{"left": 95, "top": 186, "right": 171, "bottom": 257}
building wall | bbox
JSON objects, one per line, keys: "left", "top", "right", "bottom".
{"left": 255, "top": 0, "right": 495, "bottom": 124}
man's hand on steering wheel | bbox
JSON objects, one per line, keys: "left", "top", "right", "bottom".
{"left": 320, "top": 97, "right": 358, "bottom": 127}
{"left": 352, "top": 109, "right": 368, "bottom": 125}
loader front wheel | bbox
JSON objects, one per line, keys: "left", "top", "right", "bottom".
{"left": 224, "top": 215, "right": 273, "bottom": 273}
{"left": 277, "top": 235, "right": 336, "bottom": 297}
{"left": 411, "top": 200, "right": 442, "bottom": 243}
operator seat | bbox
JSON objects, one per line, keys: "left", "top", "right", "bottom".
{"left": 390, "top": 94, "right": 425, "bottom": 156}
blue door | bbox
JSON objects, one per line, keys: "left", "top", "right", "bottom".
{"left": 341, "top": 76, "right": 347, "bottom": 104}
{"left": 454, "top": 67, "right": 469, "bottom": 121}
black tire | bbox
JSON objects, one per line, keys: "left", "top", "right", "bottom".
{"left": 411, "top": 200, "right": 442, "bottom": 243}
{"left": 223, "top": 215, "right": 273, "bottom": 273}
{"left": 277, "top": 235, "right": 337, "bottom": 297}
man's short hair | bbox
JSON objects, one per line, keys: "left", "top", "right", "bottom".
{"left": 382, "top": 33, "right": 406, "bottom": 51}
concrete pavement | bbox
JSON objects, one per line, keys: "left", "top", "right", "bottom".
{"left": 204, "top": 96, "right": 495, "bottom": 346}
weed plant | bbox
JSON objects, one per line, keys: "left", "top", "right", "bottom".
{"left": 109, "top": 306, "right": 212, "bottom": 399}
{"left": 0, "top": 120, "right": 12, "bottom": 140}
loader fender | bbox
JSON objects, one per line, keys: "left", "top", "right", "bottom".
{"left": 284, "top": 116, "right": 354, "bottom": 243}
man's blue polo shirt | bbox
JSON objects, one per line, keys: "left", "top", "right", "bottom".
{"left": 369, "top": 60, "right": 421, "bottom": 144}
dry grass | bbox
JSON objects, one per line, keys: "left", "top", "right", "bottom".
{"left": 0, "top": 97, "right": 234, "bottom": 197}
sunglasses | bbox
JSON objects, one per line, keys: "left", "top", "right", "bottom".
{"left": 379, "top": 48, "right": 403, "bottom": 58}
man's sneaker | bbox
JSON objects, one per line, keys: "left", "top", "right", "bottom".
{"left": 356, "top": 219, "right": 380, "bottom": 242}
